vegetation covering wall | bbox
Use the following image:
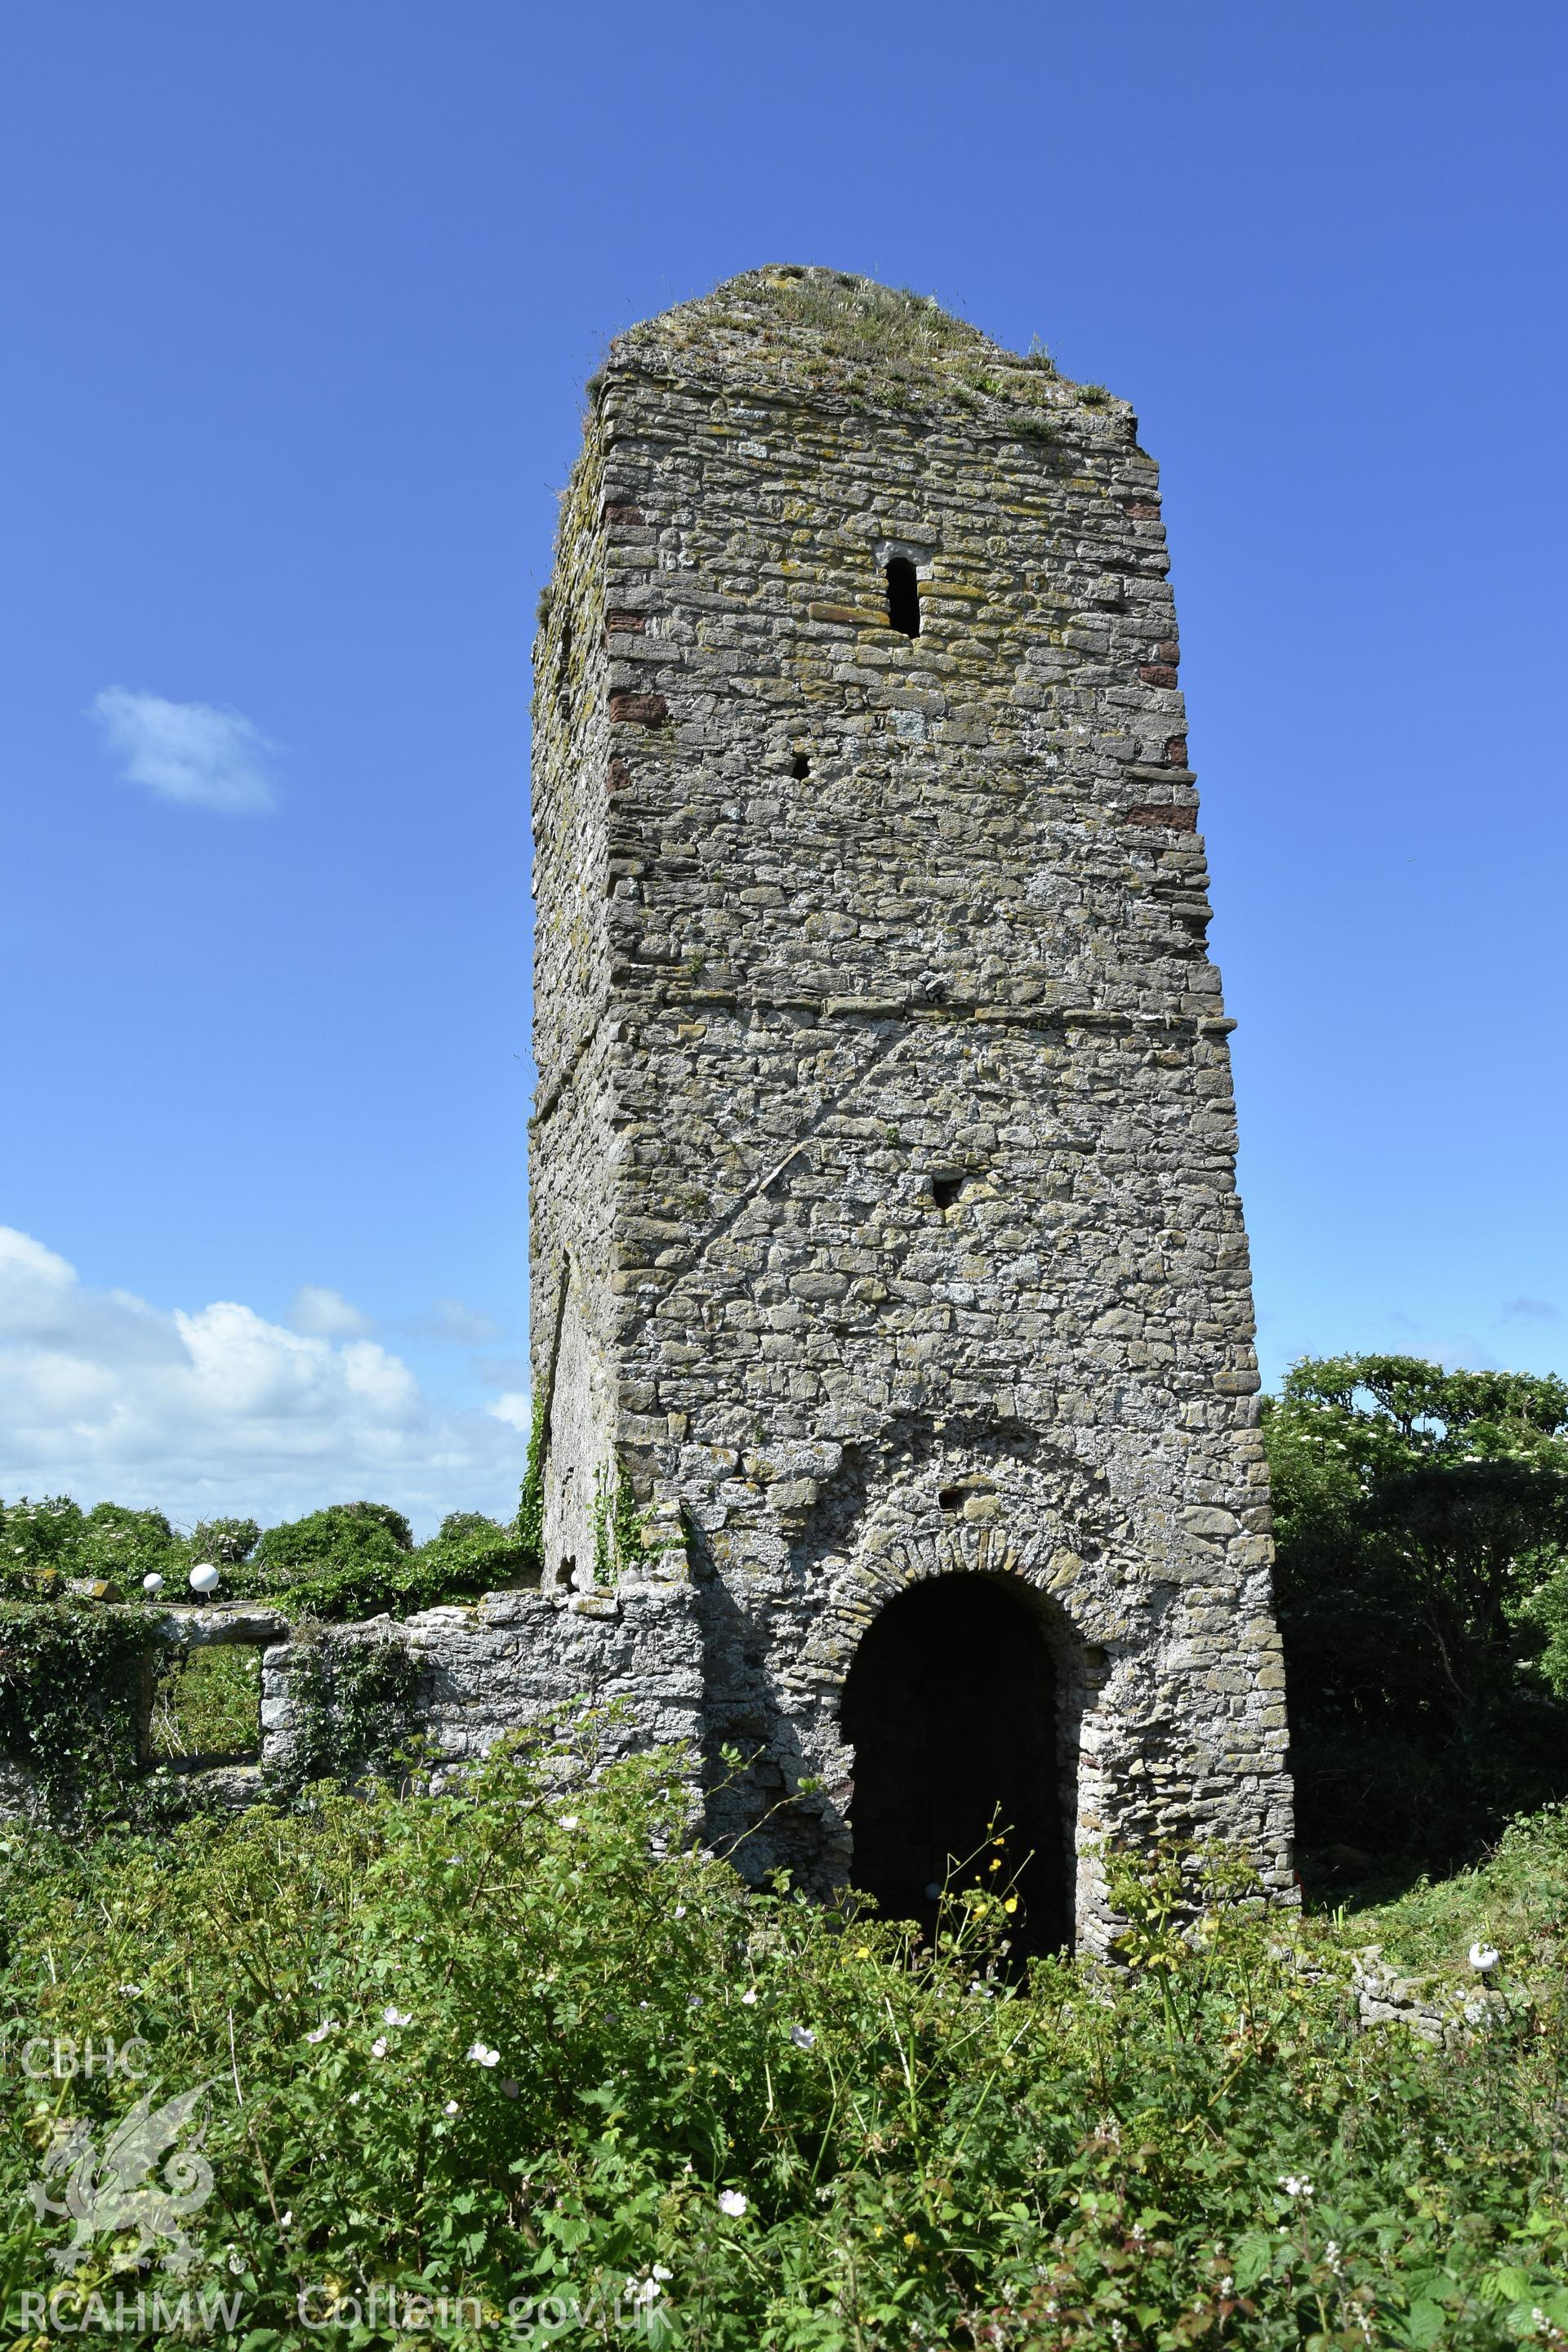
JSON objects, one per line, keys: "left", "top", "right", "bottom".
{"left": 7, "top": 1352, "right": 1568, "bottom": 1877}
{"left": 0, "top": 1496, "right": 538, "bottom": 1826}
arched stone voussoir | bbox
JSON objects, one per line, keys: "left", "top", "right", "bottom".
{"left": 802, "top": 1449, "right": 1126, "bottom": 1685}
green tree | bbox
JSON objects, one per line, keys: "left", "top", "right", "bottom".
{"left": 253, "top": 1501, "right": 414, "bottom": 1579}
{"left": 1263, "top": 1353, "right": 1568, "bottom": 1873}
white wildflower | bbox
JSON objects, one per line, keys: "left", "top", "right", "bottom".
{"left": 789, "top": 2024, "right": 816, "bottom": 2050}
{"left": 305, "top": 2020, "right": 336, "bottom": 2044}
{"left": 1279, "top": 2173, "right": 1314, "bottom": 2201}
{"left": 371, "top": 2037, "right": 388, "bottom": 2058}
{"left": 466, "top": 2042, "right": 501, "bottom": 2067}
{"left": 741, "top": 1989, "right": 758, "bottom": 2006}
{"left": 383, "top": 2005, "right": 412, "bottom": 2027}
{"left": 717, "top": 2189, "right": 748, "bottom": 2218}
{"left": 558, "top": 1815, "right": 580, "bottom": 1830}
{"left": 443, "top": 2099, "right": 459, "bottom": 2115}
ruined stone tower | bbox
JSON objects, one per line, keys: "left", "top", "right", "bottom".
{"left": 529, "top": 267, "right": 1294, "bottom": 1949}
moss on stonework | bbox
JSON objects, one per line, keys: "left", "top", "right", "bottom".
{"left": 609, "top": 266, "right": 1128, "bottom": 436}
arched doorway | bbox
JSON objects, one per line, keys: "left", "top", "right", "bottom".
{"left": 840, "top": 1575, "right": 1067, "bottom": 1954}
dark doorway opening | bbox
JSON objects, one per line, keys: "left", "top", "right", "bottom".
{"left": 840, "top": 1575, "right": 1067, "bottom": 1955}
{"left": 885, "top": 556, "right": 921, "bottom": 637}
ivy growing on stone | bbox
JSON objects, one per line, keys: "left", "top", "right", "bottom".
{"left": 516, "top": 1392, "right": 548, "bottom": 1580}
{"left": 0, "top": 1601, "right": 154, "bottom": 1820}
{"left": 589, "top": 1463, "right": 644, "bottom": 1588}
{"left": 265, "top": 1632, "right": 425, "bottom": 1797}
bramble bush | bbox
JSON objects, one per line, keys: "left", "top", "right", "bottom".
{"left": 224, "top": 1503, "right": 535, "bottom": 1621}
{"left": 2, "top": 1731, "right": 1566, "bottom": 2350}
{"left": 0, "top": 1499, "right": 185, "bottom": 1597}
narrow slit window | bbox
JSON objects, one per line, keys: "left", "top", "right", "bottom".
{"left": 791, "top": 752, "right": 811, "bottom": 781}
{"left": 886, "top": 557, "right": 920, "bottom": 638}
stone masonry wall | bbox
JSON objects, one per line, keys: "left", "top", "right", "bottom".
{"left": 528, "top": 269, "right": 1295, "bottom": 1952}
{"left": 531, "top": 441, "right": 621, "bottom": 1591}
{"left": 0, "top": 1589, "right": 703, "bottom": 1824}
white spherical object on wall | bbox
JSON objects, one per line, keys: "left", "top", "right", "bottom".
{"left": 142, "top": 1571, "right": 165, "bottom": 1593}
{"left": 189, "top": 1562, "right": 220, "bottom": 1595}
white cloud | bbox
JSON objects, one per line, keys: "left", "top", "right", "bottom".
{"left": 288, "top": 1285, "right": 374, "bottom": 1339}
{"left": 416, "top": 1298, "right": 503, "bottom": 1345}
{"left": 90, "top": 686, "right": 278, "bottom": 814}
{"left": 487, "top": 1392, "right": 532, "bottom": 1434}
{"left": 0, "top": 1227, "right": 523, "bottom": 1536}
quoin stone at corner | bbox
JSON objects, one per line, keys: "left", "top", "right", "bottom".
{"left": 527, "top": 265, "right": 1295, "bottom": 1951}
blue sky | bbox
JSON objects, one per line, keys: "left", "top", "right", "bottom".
{"left": 2, "top": 2, "right": 1563, "bottom": 1533}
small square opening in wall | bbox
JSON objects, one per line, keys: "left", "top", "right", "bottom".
{"left": 148, "top": 1645, "right": 263, "bottom": 1762}
{"left": 929, "top": 1174, "right": 964, "bottom": 1210}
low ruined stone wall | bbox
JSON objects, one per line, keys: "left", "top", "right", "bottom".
{"left": 0, "top": 1581, "right": 705, "bottom": 1820}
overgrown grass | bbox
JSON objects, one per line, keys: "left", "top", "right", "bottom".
{"left": 644, "top": 268, "right": 1076, "bottom": 429}
{"left": 1330, "top": 1802, "right": 1568, "bottom": 1986}
{"left": 2, "top": 1735, "right": 1565, "bottom": 2350}
{"left": 754, "top": 270, "right": 996, "bottom": 370}
{"left": 147, "top": 1646, "right": 262, "bottom": 1759}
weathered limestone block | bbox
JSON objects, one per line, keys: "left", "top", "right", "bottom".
{"left": 259, "top": 1584, "right": 705, "bottom": 1786}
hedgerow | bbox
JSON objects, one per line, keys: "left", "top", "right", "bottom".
{"left": 0, "top": 1495, "right": 535, "bottom": 1623}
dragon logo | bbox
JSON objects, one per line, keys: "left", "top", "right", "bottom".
{"left": 26, "top": 2084, "right": 214, "bottom": 2275}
